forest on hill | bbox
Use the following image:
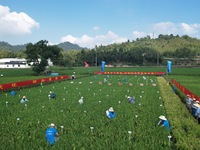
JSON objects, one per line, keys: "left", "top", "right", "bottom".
{"left": 0, "top": 34, "right": 200, "bottom": 67}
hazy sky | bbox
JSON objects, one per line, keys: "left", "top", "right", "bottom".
{"left": 0, "top": 0, "right": 200, "bottom": 48}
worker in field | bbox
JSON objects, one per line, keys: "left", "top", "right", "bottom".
{"left": 191, "top": 98, "right": 198, "bottom": 117}
{"left": 78, "top": 96, "right": 84, "bottom": 105}
{"left": 20, "top": 96, "right": 28, "bottom": 103}
{"left": 71, "top": 74, "right": 76, "bottom": 79}
{"left": 106, "top": 107, "right": 116, "bottom": 119}
{"left": 194, "top": 102, "right": 200, "bottom": 120}
{"left": 157, "top": 115, "right": 170, "bottom": 130}
{"left": 45, "top": 123, "right": 59, "bottom": 146}
{"left": 48, "top": 91, "right": 56, "bottom": 99}
{"left": 186, "top": 94, "right": 192, "bottom": 113}
{"left": 11, "top": 90, "right": 16, "bottom": 96}
{"left": 127, "top": 96, "right": 135, "bottom": 104}
{"left": 195, "top": 102, "right": 200, "bottom": 124}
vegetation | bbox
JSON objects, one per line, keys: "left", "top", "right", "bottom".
{"left": 1, "top": 75, "right": 172, "bottom": 149}
{"left": 25, "top": 40, "right": 63, "bottom": 75}
{"left": 1, "top": 34, "right": 200, "bottom": 67}
{"left": 1, "top": 67, "right": 200, "bottom": 149}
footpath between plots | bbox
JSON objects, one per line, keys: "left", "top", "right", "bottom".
{"left": 157, "top": 76, "right": 200, "bottom": 150}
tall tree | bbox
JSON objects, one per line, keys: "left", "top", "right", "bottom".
{"left": 25, "top": 40, "right": 63, "bottom": 75}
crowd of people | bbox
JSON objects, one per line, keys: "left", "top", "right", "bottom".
{"left": 186, "top": 94, "right": 200, "bottom": 124}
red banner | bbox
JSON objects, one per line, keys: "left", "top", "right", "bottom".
{"left": 172, "top": 79, "right": 200, "bottom": 101}
{"left": 0, "top": 75, "right": 69, "bottom": 91}
{"left": 94, "top": 71, "right": 165, "bottom": 75}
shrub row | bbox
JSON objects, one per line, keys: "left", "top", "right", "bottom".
{"left": 158, "top": 77, "right": 200, "bottom": 150}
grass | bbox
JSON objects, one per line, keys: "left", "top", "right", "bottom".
{"left": 1, "top": 75, "right": 171, "bottom": 149}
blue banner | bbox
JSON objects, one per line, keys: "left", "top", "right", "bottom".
{"left": 167, "top": 61, "right": 172, "bottom": 73}
{"left": 101, "top": 61, "right": 106, "bottom": 72}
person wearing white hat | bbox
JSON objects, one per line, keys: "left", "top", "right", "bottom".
{"left": 20, "top": 96, "right": 28, "bottom": 103}
{"left": 194, "top": 100, "right": 200, "bottom": 118}
{"left": 186, "top": 94, "right": 192, "bottom": 113}
{"left": 157, "top": 115, "right": 170, "bottom": 130}
{"left": 78, "top": 97, "right": 84, "bottom": 104}
{"left": 127, "top": 96, "right": 135, "bottom": 104}
{"left": 45, "top": 123, "right": 59, "bottom": 146}
{"left": 106, "top": 107, "right": 116, "bottom": 119}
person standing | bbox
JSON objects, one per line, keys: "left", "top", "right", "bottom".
{"left": 45, "top": 123, "right": 59, "bottom": 146}
{"left": 186, "top": 94, "right": 192, "bottom": 112}
{"left": 157, "top": 115, "right": 170, "bottom": 130}
{"left": 106, "top": 107, "right": 116, "bottom": 119}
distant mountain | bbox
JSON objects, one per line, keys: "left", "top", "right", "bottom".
{"left": 57, "top": 42, "right": 85, "bottom": 51}
{"left": 0, "top": 41, "right": 27, "bottom": 52}
{"left": 0, "top": 41, "right": 86, "bottom": 51}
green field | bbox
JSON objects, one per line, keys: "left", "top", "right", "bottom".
{"left": 1, "top": 67, "right": 200, "bottom": 149}
{"left": 1, "top": 74, "right": 171, "bottom": 149}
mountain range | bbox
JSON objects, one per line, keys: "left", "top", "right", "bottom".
{"left": 0, "top": 41, "right": 85, "bottom": 52}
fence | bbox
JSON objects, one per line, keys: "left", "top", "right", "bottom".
{"left": 0, "top": 75, "right": 69, "bottom": 91}
{"left": 172, "top": 79, "right": 200, "bottom": 101}
{"left": 94, "top": 71, "right": 166, "bottom": 75}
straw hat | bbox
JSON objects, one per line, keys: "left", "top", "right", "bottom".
{"left": 109, "top": 107, "right": 114, "bottom": 112}
{"left": 22, "top": 96, "right": 26, "bottom": 98}
{"left": 196, "top": 101, "right": 199, "bottom": 104}
{"left": 159, "top": 115, "right": 167, "bottom": 120}
{"left": 186, "top": 94, "right": 190, "bottom": 97}
{"left": 193, "top": 98, "right": 196, "bottom": 101}
{"left": 49, "top": 123, "right": 55, "bottom": 127}
{"left": 49, "top": 91, "right": 52, "bottom": 94}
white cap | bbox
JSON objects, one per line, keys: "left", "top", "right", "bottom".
{"left": 49, "top": 123, "right": 55, "bottom": 127}
{"left": 159, "top": 115, "right": 167, "bottom": 120}
{"left": 109, "top": 107, "right": 114, "bottom": 112}
{"left": 127, "top": 96, "right": 131, "bottom": 99}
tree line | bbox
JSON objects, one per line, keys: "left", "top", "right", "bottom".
{"left": 0, "top": 34, "right": 199, "bottom": 75}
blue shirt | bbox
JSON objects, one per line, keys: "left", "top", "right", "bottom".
{"left": 162, "top": 120, "right": 170, "bottom": 130}
{"left": 195, "top": 107, "right": 200, "bottom": 117}
{"left": 46, "top": 127, "right": 58, "bottom": 145}
{"left": 50, "top": 93, "right": 56, "bottom": 99}
{"left": 128, "top": 97, "right": 135, "bottom": 104}
{"left": 106, "top": 110, "right": 116, "bottom": 119}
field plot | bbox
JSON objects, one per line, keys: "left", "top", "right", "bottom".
{"left": 0, "top": 75, "right": 172, "bottom": 149}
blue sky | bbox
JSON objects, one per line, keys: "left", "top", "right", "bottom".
{"left": 0, "top": 0, "right": 200, "bottom": 48}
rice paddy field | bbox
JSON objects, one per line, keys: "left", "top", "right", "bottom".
{"left": 0, "top": 67, "right": 200, "bottom": 149}
{"left": 1, "top": 74, "right": 170, "bottom": 149}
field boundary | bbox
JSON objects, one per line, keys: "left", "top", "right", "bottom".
{"left": 94, "top": 71, "right": 165, "bottom": 75}
{"left": 157, "top": 76, "right": 200, "bottom": 149}
{"left": 171, "top": 79, "right": 200, "bottom": 100}
{"left": 0, "top": 75, "right": 69, "bottom": 91}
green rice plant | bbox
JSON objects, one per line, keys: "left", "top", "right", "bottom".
{"left": 0, "top": 75, "right": 174, "bottom": 149}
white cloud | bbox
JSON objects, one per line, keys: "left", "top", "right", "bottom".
{"left": 61, "top": 31, "right": 127, "bottom": 48}
{"left": 0, "top": 5, "right": 39, "bottom": 37}
{"left": 132, "top": 22, "right": 200, "bottom": 39}
{"left": 132, "top": 31, "right": 148, "bottom": 39}
{"left": 93, "top": 26, "right": 100, "bottom": 31}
